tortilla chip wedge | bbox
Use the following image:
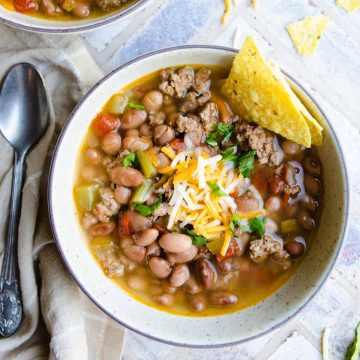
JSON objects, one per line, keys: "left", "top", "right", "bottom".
{"left": 222, "top": 36, "right": 313, "bottom": 147}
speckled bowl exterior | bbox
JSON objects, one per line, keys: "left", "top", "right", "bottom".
{"left": 48, "top": 46, "right": 349, "bottom": 347}
{"left": 0, "top": 0, "right": 149, "bottom": 33}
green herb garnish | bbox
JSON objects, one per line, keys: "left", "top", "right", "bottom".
{"left": 238, "top": 149, "right": 257, "bottom": 178}
{"left": 205, "top": 123, "right": 235, "bottom": 147}
{"left": 346, "top": 322, "right": 360, "bottom": 360}
{"left": 220, "top": 145, "right": 239, "bottom": 164}
{"left": 184, "top": 229, "right": 207, "bottom": 246}
{"left": 229, "top": 214, "right": 249, "bottom": 235}
{"left": 128, "top": 100, "right": 145, "bottom": 110}
{"left": 132, "top": 196, "right": 162, "bottom": 216}
{"left": 249, "top": 216, "right": 266, "bottom": 238}
{"left": 207, "top": 181, "right": 228, "bottom": 198}
{"left": 122, "top": 152, "right": 138, "bottom": 168}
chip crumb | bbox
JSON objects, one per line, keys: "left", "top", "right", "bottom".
{"left": 287, "top": 14, "right": 329, "bottom": 56}
{"left": 251, "top": 0, "right": 257, "bottom": 9}
{"left": 336, "top": 0, "right": 360, "bottom": 13}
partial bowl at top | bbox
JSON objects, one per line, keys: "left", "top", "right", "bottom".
{"left": 0, "top": 0, "right": 149, "bottom": 33}
{"left": 49, "top": 46, "right": 349, "bottom": 347}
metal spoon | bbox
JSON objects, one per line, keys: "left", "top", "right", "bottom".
{"left": 0, "top": 63, "right": 49, "bottom": 337}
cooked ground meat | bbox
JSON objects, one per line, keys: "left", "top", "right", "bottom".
{"left": 149, "top": 111, "right": 166, "bottom": 126}
{"left": 236, "top": 122, "right": 277, "bottom": 166}
{"left": 104, "top": 149, "right": 130, "bottom": 171}
{"left": 272, "top": 249, "right": 291, "bottom": 270}
{"left": 194, "top": 67, "right": 211, "bottom": 95}
{"left": 94, "top": 247, "right": 125, "bottom": 277}
{"left": 93, "top": 188, "right": 120, "bottom": 222}
{"left": 199, "top": 102, "right": 219, "bottom": 133}
{"left": 159, "top": 66, "right": 195, "bottom": 98}
{"left": 96, "top": 0, "right": 128, "bottom": 11}
{"left": 197, "top": 91, "right": 211, "bottom": 106}
{"left": 249, "top": 235, "right": 281, "bottom": 263}
{"left": 179, "top": 92, "right": 199, "bottom": 113}
{"left": 176, "top": 114, "right": 201, "bottom": 133}
{"left": 283, "top": 184, "right": 301, "bottom": 196}
{"left": 82, "top": 212, "right": 98, "bottom": 229}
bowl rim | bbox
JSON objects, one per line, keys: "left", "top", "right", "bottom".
{"left": 48, "top": 45, "right": 350, "bottom": 348}
{"left": 0, "top": 0, "right": 150, "bottom": 33}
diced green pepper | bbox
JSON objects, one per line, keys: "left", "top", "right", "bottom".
{"left": 137, "top": 151, "right": 157, "bottom": 178}
{"left": 131, "top": 179, "right": 153, "bottom": 204}
{"left": 206, "top": 238, "right": 223, "bottom": 255}
{"left": 105, "top": 94, "right": 129, "bottom": 115}
{"left": 75, "top": 183, "right": 99, "bottom": 212}
{"left": 280, "top": 219, "right": 297, "bottom": 233}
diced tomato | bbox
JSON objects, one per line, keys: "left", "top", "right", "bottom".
{"left": 14, "top": 0, "right": 37, "bottom": 12}
{"left": 170, "top": 139, "right": 186, "bottom": 153}
{"left": 118, "top": 214, "right": 132, "bottom": 236}
{"left": 281, "top": 193, "right": 290, "bottom": 207}
{"left": 93, "top": 113, "right": 120, "bottom": 137}
{"left": 251, "top": 173, "right": 268, "bottom": 196}
{"left": 152, "top": 223, "right": 167, "bottom": 234}
{"left": 216, "top": 240, "right": 237, "bottom": 262}
{"left": 269, "top": 176, "right": 285, "bottom": 195}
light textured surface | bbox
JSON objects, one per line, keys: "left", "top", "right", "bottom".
{"left": 80, "top": 0, "right": 359, "bottom": 359}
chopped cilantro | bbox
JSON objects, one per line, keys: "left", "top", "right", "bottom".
{"left": 238, "top": 149, "right": 257, "bottom": 178}
{"left": 207, "top": 181, "right": 228, "bottom": 198}
{"left": 184, "top": 229, "right": 207, "bottom": 246}
{"left": 122, "top": 152, "right": 138, "bottom": 168}
{"left": 205, "top": 123, "right": 235, "bottom": 147}
{"left": 132, "top": 196, "right": 162, "bottom": 216}
{"left": 229, "top": 214, "right": 249, "bottom": 235}
{"left": 346, "top": 322, "right": 360, "bottom": 360}
{"left": 128, "top": 100, "right": 145, "bottom": 110}
{"left": 249, "top": 216, "right": 266, "bottom": 238}
{"left": 220, "top": 145, "right": 239, "bottom": 164}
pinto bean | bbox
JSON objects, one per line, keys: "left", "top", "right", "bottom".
{"left": 128, "top": 211, "right": 152, "bottom": 233}
{"left": 125, "top": 129, "right": 139, "bottom": 137}
{"left": 156, "top": 153, "right": 171, "bottom": 170}
{"left": 143, "top": 90, "right": 163, "bottom": 112}
{"left": 148, "top": 257, "right": 172, "bottom": 278}
{"left": 153, "top": 125, "right": 175, "bottom": 145}
{"left": 114, "top": 186, "right": 132, "bottom": 204}
{"left": 265, "top": 196, "right": 281, "bottom": 211}
{"left": 216, "top": 258, "right": 233, "bottom": 274}
{"left": 84, "top": 148, "right": 102, "bottom": 165}
{"left": 297, "top": 209, "right": 315, "bottom": 230}
{"left": 166, "top": 245, "right": 198, "bottom": 265}
{"left": 123, "top": 243, "right": 146, "bottom": 263}
{"left": 80, "top": 165, "right": 99, "bottom": 182}
{"left": 195, "top": 259, "right": 217, "bottom": 289}
{"left": 235, "top": 194, "right": 260, "bottom": 212}
{"left": 139, "top": 123, "right": 153, "bottom": 137}
{"left": 123, "top": 136, "right": 150, "bottom": 151}
{"left": 169, "top": 264, "right": 190, "bottom": 288}
{"left": 127, "top": 275, "right": 148, "bottom": 291}
{"left": 184, "top": 277, "right": 202, "bottom": 294}
{"left": 152, "top": 223, "right": 168, "bottom": 234}
{"left": 41, "top": 0, "right": 57, "bottom": 15}
{"left": 210, "top": 291, "right": 238, "bottom": 305}
{"left": 88, "top": 221, "right": 115, "bottom": 237}
{"left": 133, "top": 228, "right": 159, "bottom": 246}
{"left": 303, "top": 195, "right": 319, "bottom": 212}
{"left": 101, "top": 132, "right": 122, "bottom": 155}
{"left": 281, "top": 140, "right": 303, "bottom": 155}
{"left": 304, "top": 174, "right": 321, "bottom": 196}
{"left": 159, "top": 233, "right": 192, "bottom": 253}
{"left": 304, "top": 156, "right": 321, "bottom": 176}
{"left": 155, "top": 293, "right": 174, "bottom": 306}
{"left": 162, "top": 281, "right": 177, "bottom": 294}
{"left": 188, "top": 293, "right": 207, "bottom": 312}
{"left": 72, "top": 2, "right": 90, "bottom": 17}
{"left": 284, "top": 240, "right": 305, "bottom": 257}
{"left": 120, "top": 110, "right": 147, "bottom": 130}
{"left": 109, "top": 166, "right": 144, "bottom": 187}
{"left": 146, "top": 242, "right": 161, "bottom": 261}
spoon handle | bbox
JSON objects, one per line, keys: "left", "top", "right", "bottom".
{"left": 0, "top": 152, "right": 24, "bottom": 337}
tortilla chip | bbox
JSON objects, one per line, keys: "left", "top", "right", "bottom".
{"left": 222, "top": 36, "right": 312, "bottom": 147}
{"left": 267, "top": 60, "right": 323, "bottom": 145}
{"left": 251, "top": 0, "right": 257, "bottom": 9}
{"left": 336, "top": 0, "right": 360, "bottom": 13}
{"left": 287, "top": 15, "right": 329, "bottom": 56}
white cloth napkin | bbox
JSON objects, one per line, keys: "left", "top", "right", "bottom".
{"left": 0, "top": 25, "right": 126, "bottom": 360}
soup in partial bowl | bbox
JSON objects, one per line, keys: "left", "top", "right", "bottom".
{"left": 49, "top": 41, "right": 349, "bottom": 346}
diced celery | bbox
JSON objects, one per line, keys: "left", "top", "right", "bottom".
{"left": 105, "top": 94, "right": 129, "bottom": 115}
{"left": 131, "top": 179, "right": 153, "bottom": 204}
{"left": 206, "top": 238, "right": 223, "bottom": 255}
{"left": 75, "top": 183, "right": 99, "bottom": 212}
{"left": 280, "top": 219, "right": 297, "bottom": 233}
{"left": 137, "top": 151, "right": 157, "bottom": 178}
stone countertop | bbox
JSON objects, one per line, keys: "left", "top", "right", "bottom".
{"left": 81, "top": 1, "right": 360, "bottom": 359}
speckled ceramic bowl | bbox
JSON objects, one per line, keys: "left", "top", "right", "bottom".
{"left": 0, "top": 0, "right": 149, "bottom": 33}
{"left": 49, "top": 46, "right": 350, "bottom": 347}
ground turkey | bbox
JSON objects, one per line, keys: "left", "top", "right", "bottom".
{"left": 199, "top": 102, "right": 219, "bottom": 133}
{"left": 249, "top": 235, "right": 282, "bottom": 263}
{"left": 176, "top": 114, "right": 202, "bottom": 133}
{"left": 159, "top": 67, "right": 195, "bottom": 98}
{"left": 96, "top": 0, "right": 129, "bottom": 11}
{"left": 93, "top": 188, "right": 120, "bottom": 222}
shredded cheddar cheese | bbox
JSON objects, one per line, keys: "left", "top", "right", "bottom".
{"left": 222, "top": 0, "right": 231, "bottom": 24}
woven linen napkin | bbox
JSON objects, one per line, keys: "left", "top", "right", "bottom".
{"left": 0, "top": 25, "right": 126, "bottom": 360}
